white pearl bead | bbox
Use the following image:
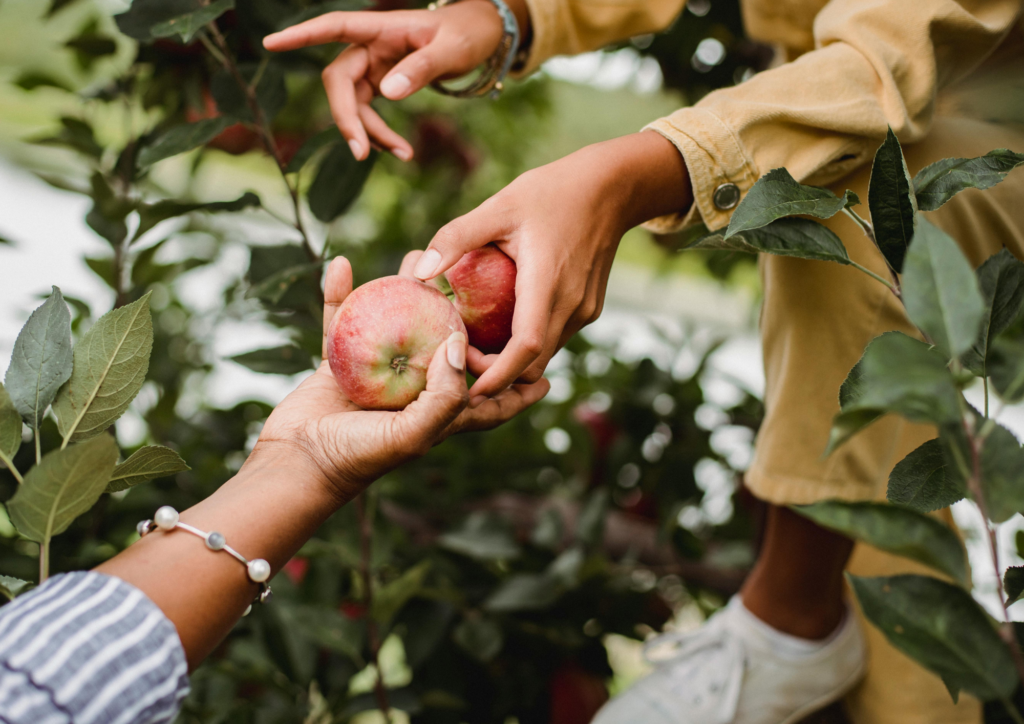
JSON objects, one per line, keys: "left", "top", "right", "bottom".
{"left": 247, "top": 558, "right": 271, "bottom": 583}
{"left": 154, "top": 506, "right": 179, "bottom": 530}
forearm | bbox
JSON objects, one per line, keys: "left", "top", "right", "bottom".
{"left": 96, "top": 443, "right": 334, "bottom": 669}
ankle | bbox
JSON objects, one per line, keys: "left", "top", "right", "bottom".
{"left": 739, "top": 586, "right": 846, "bottom": 641}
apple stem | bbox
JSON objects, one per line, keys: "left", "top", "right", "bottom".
{"left": 390, "top": 356, "right": 409, "bottom": 374}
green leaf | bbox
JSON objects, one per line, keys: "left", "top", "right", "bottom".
{"left": 53, "top": 293, "right": 154, "bottom": 444}
{"left": 229, "top": 345, "right": 313, "bottom": 375}
{"left": 246, "top": 263, "right": 321, "bottom": 304}
{"left": 285, "top": 126, "right": 341, "bottom": 174}
{"left": 85, "top": 257, "right": 117, "bottom": 290}
{"left": 279, "top": 603, "right": 365, "bottom": 662}
{"left": 452, "top": 616, "right": 504, "bottom": 662}
{"left": 138, "top": 117, "right": 234, "bottom": 167}
{"left": 133, "top": 192, "right": 260, "bottom": 242}
{"left": 0, "top": 575, "right": 32, "bottom": 600}
{"left": 4, "top": 287, "right": 73, "bottom": 430}
{"left": 275, "top": 0, "right": 372, "bottom": 31}
{"left": 989, "top": 334, "right": 1024, "bottom": 403}
{"left": 47, "top": 0, "right": 81, "bottom": 18}
{"left": 827, "top": 332, "right": 961, "bottom": 454}
{"left": 901, "top": 218, "right": 984, "bottom": 360}
{"left": 795, "top": 501, "right": 967, "bottom": 585}
{"left": 484, "top": 573, "right": 562, "bottom": 613}
{"left": 211, "top": 63, "right": 287, "bottom": 125}
{"left": 150, "top": 0, "right": 234, "bottom": 44}
{"left": 14, "top": 73, "right": 73, "bottom": 93}
{"left": 106, "top": 445, "right": 189, "bottom": 493}
{"left": 372, "top": 560, "right": 431, "bottom": 625}
{"left": 868, "top": 128, "right": 918, "bottom": 273}
{"left": 1004, "top": 567, "right": 1024, "bottom": 604}
{"left": 85, "top": 173, "right": 134, "bottom": 246}
{"left": 308, "top": 143, "right": 377, "bottom": 222}
{"left": 849, "top": 574, "right": 1017, "bottom": 701}
{"left": 725, "top": 167, "right": 859, "bottom": 238}
{"left": 913, "top": 150, "right": 1024, "bottom": 212}
{"left": 65, "top": 32, "right": 118, "bottom": 71}
{"left": 0, "top": 383, "right": 23, "bottom": 463}
{"left": 887, "top": 437, "right": 966, "bottom": 513}
{"left": 7, "top": 434, "right": 119, "bottom": 542}
{"left": 576, "top": 488, "right": 608, "bottom": 546}
{"left": 684, "top": 217, "right": 854, "bottom": 266}
{"left": 114, "top": 0, "right": 205, "bottom": 41}
{"left": 962, "top": 250, "right": 1024, "bottom": 376}
{"left": 439, "top": 513, "right": 521, "bottom": 561}
{"left": 32, "top": 117, "right": 102, "bottom": 158}
{"left": 980, "top": 423, "right": 1024, "bottom": 523}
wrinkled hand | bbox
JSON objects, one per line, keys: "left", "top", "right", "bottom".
{"left": 263, "top": 3, "right": 504, "bottom": 161}
{"left": 254, "top": 257, "right": 549, "bottom": 504}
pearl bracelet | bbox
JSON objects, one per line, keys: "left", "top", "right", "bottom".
{"left": 137, "top": 506, "right": 273, "bottom": 615}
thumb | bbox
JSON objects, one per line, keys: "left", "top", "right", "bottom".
{"left": 394, "top": 332, "right": 469, "bottom": 446}
{"left": 413, "top": 203, "right": 510, "bottom": 280}
{"left": 379, "top": 40, "right": 462, "bottom": 100}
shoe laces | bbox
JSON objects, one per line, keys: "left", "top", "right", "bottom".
{"left": 641, "top": 612, "right": 746, "bottom": 724}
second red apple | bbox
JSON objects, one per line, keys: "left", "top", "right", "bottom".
{"left": 445, "top": 243, "right": 517, "bottom": 354}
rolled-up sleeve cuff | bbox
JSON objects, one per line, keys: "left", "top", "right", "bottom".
{"left": 642, "top": 108, "right": 760, "bottom": 233}
{"left": 512, "top": 0, "right": 571, "bottom": 77}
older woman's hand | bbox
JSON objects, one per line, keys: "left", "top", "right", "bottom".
{"left": 254, "top": 256, "right": 550, "bottom": 504}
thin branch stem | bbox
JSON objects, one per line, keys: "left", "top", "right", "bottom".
{"left": 357, "top": 493, "right": 393, "bottom": 723}
{"left": 34, "top": 427, "right": 41, "bottom": 465}
{"left": 843, "top": 206, "right": 875, "bottom": 243}
{"left": 39, "top": 539, "right": 50, "bottom": 584}
{"left": 844, "top": 207, "right": 903, "bottom": 297}
{"left": 984, "top": 377, "right": 991, "bottom": 419}
{"left": 0, "top": 451, "right": 24, "bottom": 485}
{"left": 849, "top": 261, "right": 898, "bottom": 292}
{"left": 1001, "top": 698, "right": 1024, "bottom": 724}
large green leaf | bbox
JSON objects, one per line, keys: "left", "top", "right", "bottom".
{"left": 913, "top": 150, "right": 1024, "bottom": 212}
{"left": 106, "top": 445, "right": 189, "bottom": 493}
{"left": 211, "top": 63, "right": 287, "bottom": 125}
{"left": 85, "top": 173, "right": 134, "bottom": 246}
{"left": 278, "top": 603, "right": 365, "bottom": 662}
{"left": 725, "top": 167, "right": 859, "bottom": 238}
{"left": 989, "top": 334, "right": 1024, "bottom": 403}
{"left": 683, "top": 217, "right": 853, "bottom": 266}
{"left": 887, "top": 437, "right": 965, "bottom": 513}
{"left": 230, "top": 346, "right": 313, "bottom": 375}
{"left": 7, "top": 434, "right": 119, "bottom": 542}
{"left": 961, "top": 250, "right": 1024, "bottom": 376}
{"left": 0, "top": 383, "right": 22, "bottom": 463}
{"left": 795, "top": 501, "right": 967, "bottom": 585}
{"left": 150, "top": 0, "right": 234, "bottom": 44}
{"left": 138, "top": 117, "right": 234, "bottom": 167}
{"left": 439, "top": 513, "right": 521, "bottom": 561}
{"left": 133, "top": 192, "right": 260, "bottom": 242}
{"left": 849, "top": 574, "right": 1017, "bottom": 702}
{"left": 0, "top": 575, "right": 32, "bottom": 600}
{"left": 827, "top": 332, "right": 961, "bottom": 453}
{"left": 868, "top": 128, "right": 918, "bottom": 273}
{"left": 53, "top": 293, "right": 154, "bottom": 444}
{"left": 114, "top": 0, "right": 205, "bottom": 41}
{"left": 980, "top": 423, "right": 1024, "bottom": 523}
{"left": 4, "top": 287, "right": 73, "bottom": 429}
{"left": 308, "top": 143, "right": 377, "bottom": 222}
{"left": 484, "top": 573, "right": 561, "bottom": 612}
{"left": 285, "top": 126, "right": 341, "bottom": 174}
{"left": 901, "top": 218, "right": 984, "bottom": 360}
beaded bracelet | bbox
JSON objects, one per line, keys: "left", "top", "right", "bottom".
{"left": 428, "top": 0, "right": 521, "bottom": 99}
{"left": 137, "top": 506, "right": 273, "bottom": 615}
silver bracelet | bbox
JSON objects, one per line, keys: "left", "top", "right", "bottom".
{"left": 428, "top": 0, "right": 521, "bottom": 99}
{"left": 137, "top": 506, "right": 273, "bottom": 615}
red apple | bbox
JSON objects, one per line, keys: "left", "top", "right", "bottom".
{"left": 445, "top": 244, "right": 516, "bottom": 354}
{"left": 327, "top": 276, "right": 467, "bottom": 410}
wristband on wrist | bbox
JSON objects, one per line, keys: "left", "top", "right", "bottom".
{"left": 428, "top": 0, "right": 521, "bottom": 99}
{"left": 137, "top": 506, "right": 273, "bottom": 615}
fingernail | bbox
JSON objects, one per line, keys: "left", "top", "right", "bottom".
{"left": 414, "top": 248, "right": 442, "bottom": 279}
{"left": 470, "top": 395, "right": 487, "bottom": 408}
{"left": 447, "top": 332, "right": 467, "bottom": 371}
{"left": 348, "top": 139, "right": 363, "bottom": 159}
{"left": 393, "top": 146, "right": 412, "bottom": 162}
{"left": 381, "top": 73, "right": 411, "bottom": 99}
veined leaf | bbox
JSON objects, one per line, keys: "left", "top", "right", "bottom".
{"left": 150, "top": 0, "right": 234, "bottom": 44}
{"left": 795, "top": 501, "right": 967, "bottom": 585}
{"left": 133, "top": 192, "right": 260, "bottom": 242}
{"left": 0, "top": 383, "right": 22, "bottom": 463}
{"left": 230, "top": 345, "right": 313, "bottom": 375}
{"left": 887, "top": 437, "right": 966, "bottom": 513}
{"left": 868, "top": 128, "right": 918, "bottom": 273}
{"left": 7, "top": 434, "right": 119, "bottom": 542}
{"left": 0, "top": 575, "right": 31, "bottom": 600}
{"left": 106, "top": 445, "right": 189, "bottom": 493}
{"left": 989, "top": 334, "right": 1024, "bottom": 403}
{"left": 901, "top": 218, "right": 984, "bottom": 360}
{"left": 914, "top": 150, "right": 1024, "bottom": 212}
{"left": 285, "top": 126, "right": 340, "bottom": 174}
{"left": 683, "top": 217, "right": 853, "bottom": 266}
{"left": 4, "top": 287, "right": 73, "bottom": 429}
{"left": 827, "top": 332, "right": 961, "bottom": 454}
{"left": 1004, "top": 567, "right": 1024, "bottom": 604}
{"left": 53, "top": 293, "right": 154, "bottom": 444}
{"left": 962, "top": 250, "right": 1024, "bottom": 376}
{"left": 849, "top": 574, "right": 1017, "bottom": 702}
{"left": 138, "top": 117, "right": 234, "bottom": 167}
{"left": 308, "top": 143, "right": 377, "bottom": 222}
{"left": 725, "top": 167, "right": 859, "bottom": 238}
{"left": 980, "top": 423, "right": 1024, "bottom": 523}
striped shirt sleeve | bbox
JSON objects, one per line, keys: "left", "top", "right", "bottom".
{"left": 0, "top": 571, "right": 189, "bottom": 724}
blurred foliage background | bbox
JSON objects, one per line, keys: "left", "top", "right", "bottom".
{"left": 0, "top": 0, "right": 772, "bottom": 722}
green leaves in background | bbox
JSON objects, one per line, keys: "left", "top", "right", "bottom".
{"left": 246, "top": 264, "right": 322, "bottom": 305}
{"left": 274, "top": 0, "right": 373, "bottom": 31}
{"left": 372, "top": 560, "right": 431, "bottom": 625}
{"left": 979, "top": 423, "right": 1024, "bottom": 523}
{"left": 989, "top": 334, "right": 1024, "bottom": 403}
{"left": 106, "top": 445, "right": 189, "bottom": 493}
{"left": 439, "top": 513, "right": 522, "bottom": 561}
{"left": 901, "top": 218, "right": 984, "bottom": 360}
{"left": 139, "top": 117, "right": 233, "bottom": 167}
{"left": 8, "top": 434, "right": 119, "bottom": 542}
{"left": 868, "top": 128, "right": 918, "bottom": 273}
{"left": 914, "top": 150, "right": 1024, "bottom": 212}
{"left": 115, "top": 0, "right": 209, "bottom": 42}
{"left": 0, "top": 575, "right": 31, "bottom": 600}
{"left": 286, "top": 126, "right": 341, "bottom": 174}
{"left": 961, "top": 249, "right": 1024, "bottom": 376}
{"left": 827, "top": 332, "right": 960, "bottom": 454}
{"left": 53, "top": 293, "right": 154, "bottom": 444}
{"left": 0, "top": 383, "right": 23, "bottom": 470}
{"left": 212, "top": 63, "right": 287, "bottom": 125}
{"left": 133, "top": 192, "right": 260, "bottom": 242}
{"left": 4, "top": 287, "right": 73, "bottom": 430}
{"left": 33, "top": 117, "right": 103, "bottom": 159}
{"left": 725, "top": 167, "right": 859, "bottom": 238}
{"left": 888, "top": 437, "right": 965, "bottom": 513}
{"left": 86, "top": 173, "right": 134, "bottom": 246}
{"left": 452, "top": 616, "right": 504, "bottom": 663}
{"left": 230, "top": 345, "right": 313, "bottom": 375}
{"left": 849, "top": 574, "right": 1018, "bottom": 702}
{"left": 1004, "top": 567, "right": 1024, "bottom": 605}
{"left": 484, "top": 573, "right": 561, "bottom": 613}
{"left": 309, "top": 142, "right": 378, "bottom": 222}
{"left": 795, "top": 501, "right": 967, "bottom": 585}
{"left": 150, "top": 0, "right": 234, "bottom": 44}
{"left": 684, "top": 217, "right": 853, "bottom": 266}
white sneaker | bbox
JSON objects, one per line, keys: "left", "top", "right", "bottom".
{"left": 592, "top": 597, "right": 866, "bottom": 724}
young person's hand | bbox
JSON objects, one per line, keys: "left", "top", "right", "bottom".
{"left": 263, "top": 2, "right": 520, "bottom": 161}
{"left": 409, "top": 131, "right": 693, "bottom": 404}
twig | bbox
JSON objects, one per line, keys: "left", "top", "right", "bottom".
{"left": 843, "top": 207, "right": 902, "bottom": 299}
{"left": 0, "top": 451, "right": 24, "bottom": 485}
{"left": 39, "top": 539, "right": 49, "bottom": 584}
{"left": 357, "top": 493, "right": 393, "bottom": 723}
